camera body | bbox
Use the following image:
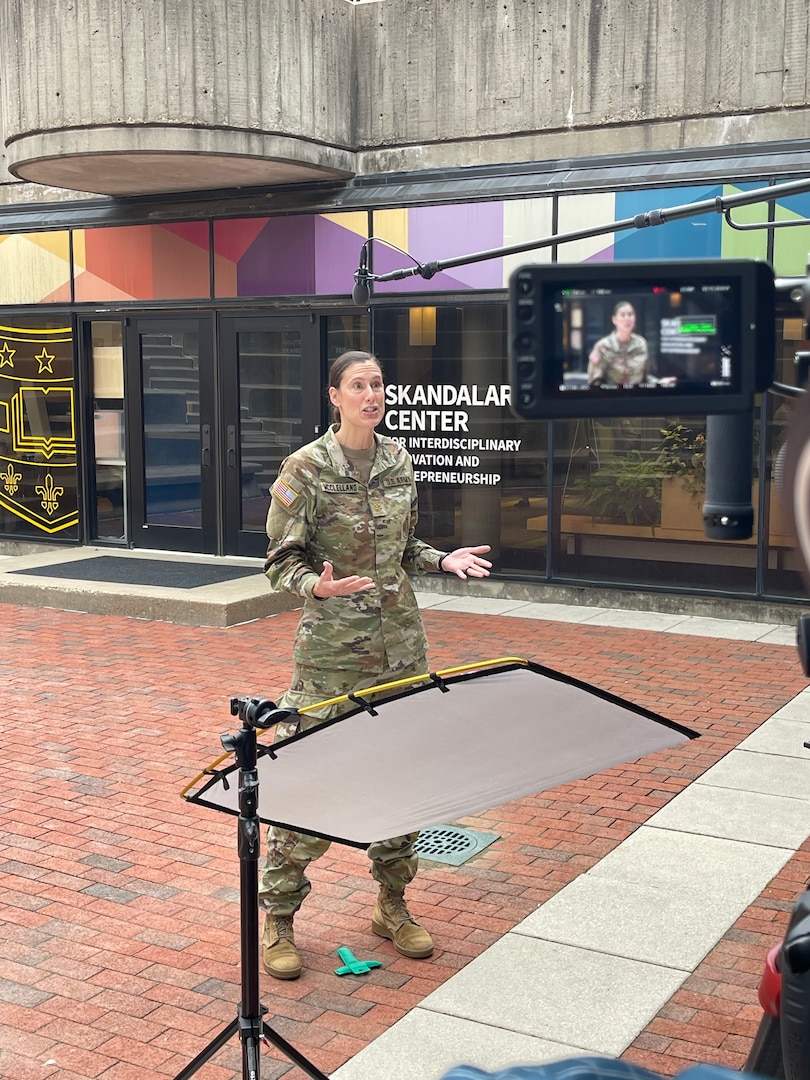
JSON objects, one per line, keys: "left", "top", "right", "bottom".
{"left": 508, "top": 259, "right": 776, "bottom": 420}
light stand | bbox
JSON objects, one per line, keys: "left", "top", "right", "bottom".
{"left": 174, "top": 696, "right": 328, "bottom": 1080}
{"left": 178, "top": 663, "right": 698, "bottom": 1080}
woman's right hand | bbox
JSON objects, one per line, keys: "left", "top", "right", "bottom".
{"left": 312, "top": 561, "right": 375, "bottom": 598}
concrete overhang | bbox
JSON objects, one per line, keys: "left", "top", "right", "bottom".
{"left": 6, "top": 127, "right": 357, "bottom": 197}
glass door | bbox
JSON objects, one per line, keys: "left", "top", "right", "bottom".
{"left": 126, "top": 315, "right": 218, "bottom": 553}
{"left": 219, "top": 315, "right": 320, "bottom": 557}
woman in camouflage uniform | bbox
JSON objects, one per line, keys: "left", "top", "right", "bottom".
{"left": 258, "top": 350, "right": 492, "bottom": 980}
{"left": 587, "top": 301, "right": 650, "bottom": 387}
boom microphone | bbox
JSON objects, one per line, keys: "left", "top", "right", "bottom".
{"left": 352, "top": 242, "right": 371, "bottom": 306}
{"left": 702, "top": 411, "right": 755, "bottom": 540}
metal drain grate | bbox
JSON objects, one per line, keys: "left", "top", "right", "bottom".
{"left": 415, "top": 825, "right": 500, "bottom": 866}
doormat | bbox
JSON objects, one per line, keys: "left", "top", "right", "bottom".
{"left": 8, "top": 556, "right": 261, "bottom": 590}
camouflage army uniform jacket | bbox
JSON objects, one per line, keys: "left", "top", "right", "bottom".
{"left": 264, "top": 424, "right": 444, "bottom": 673}
{"left": 587, "top": 331, "right": 649, "bottom": 387}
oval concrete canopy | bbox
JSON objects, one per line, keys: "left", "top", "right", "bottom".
{"left": 7, "top": 129, "right": 357, "bottom": 197}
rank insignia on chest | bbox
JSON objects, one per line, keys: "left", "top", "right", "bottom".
{"left": 272, "top": 477, "right": 300, "bottom": 509}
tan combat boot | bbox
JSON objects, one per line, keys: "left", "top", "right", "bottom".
{"left": 262, "top": 914, "right": 302, "bottom": 980}
{"left": 371, "top": 886, "right": 433, "bottom": 958}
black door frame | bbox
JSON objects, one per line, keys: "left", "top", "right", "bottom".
{"left": 125, "top": 312, "right": 219, "bottom": 554}
{"left": 217, "top": 312, "right": 321, "bottom": 558}
{"left": 81, "top": 308, "right": 331, "bottom": 557}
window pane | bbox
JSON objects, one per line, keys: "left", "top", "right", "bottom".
{"left": 74, "top": 224, "right": 210, "bottom": 301}
{"left": 141, "top": 329, "right": 202, "bottom": 527}
{"left": 761, "top": 299, "right": 807, "bottom": 598}
{"left": 551, "top": 413, "right": 759, "bottom": 593}
{"left": 91, "top": 321, "right": 126, "bottom": 542}
{"left": 374, "top": 303, "right": 548, "bottom": 576}
{"left": 0, "top": 232, "right": 71, "bottom": 304}
{"left": 236, "top": 328, "right": 304, "bottom": 531}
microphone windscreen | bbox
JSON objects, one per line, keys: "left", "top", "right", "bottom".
{"left": 352, "top": 278, "right": 371, "bottom": 306}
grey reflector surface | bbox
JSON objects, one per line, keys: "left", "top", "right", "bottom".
{"left": 189, "top": 662, "right": 696, "bottom": 847}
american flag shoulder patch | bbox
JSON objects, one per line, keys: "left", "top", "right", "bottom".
{"left": 271, "top": 476, "right": 300, "bottom": 509}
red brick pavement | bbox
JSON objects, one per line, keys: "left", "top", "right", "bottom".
{"left": 0, "top": 602, "right": 807, "bottom": 1080}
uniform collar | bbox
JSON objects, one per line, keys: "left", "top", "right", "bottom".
{"left": 609, "top": 331, "right": 635, "bottom": 350}
{"left": 324, "top": 424, "right": 398, "bottom": 477}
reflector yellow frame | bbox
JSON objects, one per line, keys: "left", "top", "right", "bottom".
{"left": 180, "top": 657, "right": 528, "bottom": 801}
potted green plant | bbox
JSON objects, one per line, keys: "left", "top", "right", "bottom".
{"left": 653, "top": 422, "right": 706, "bottom": 532}
{"left": 572, "top": 422, "right": 707, "bottom": 531}
{"left": 655, "top": 421, "right": 706, "bottom": 494}
{"left": 572, "top": 450, "right": 664, "bottom": 526}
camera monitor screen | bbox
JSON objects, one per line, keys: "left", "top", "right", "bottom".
{"left": 509, "top": 260, "right": 774, "bottom": 419}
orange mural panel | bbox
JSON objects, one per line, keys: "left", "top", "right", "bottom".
{"left": 151, "top": 227, "right": 210, "bottom": 300}
{"left": 75, "top": 226, "right": 155, "bottom": 300}
{"left": 213, "top": 253, "right": 237, "bottom": 298}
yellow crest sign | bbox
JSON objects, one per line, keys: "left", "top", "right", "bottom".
{"left": 0, "top": 323, "right": 78, "bottom": 535}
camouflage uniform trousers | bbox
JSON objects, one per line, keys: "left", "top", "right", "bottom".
{"left": 257, "top": 659, "right": 430, "bottom": 917}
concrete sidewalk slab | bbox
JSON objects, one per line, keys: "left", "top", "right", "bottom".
{"left": 498, "top": 602, "right": 609, "bottom": 622}
{"left": 698, "top": 747, "right": 810, "bottom": 798}
{"left": 756, "top": 626, "right": 800, "bottom": 646}
{"left": 418, "top": 595, "right": 532, "bottom": 615}
{"left": 511, "top": 874, "right": 741, "bottom": 970}
{"left": 644, "top": 782, "right": 810, "bottom": 848}
{"left": 732, "top": 717, "right": 810, "bottom": 758}
{"left": 656, "top": 615, "right": 782, "bottom": 640}
{"left": 578, "top": 610, "right": 692, "bottom": 632}
{"left": 330, "top": 1010, "right": 586, "bottom": 1080}
{"left": 404, "top": 936, "right": 690, "bottom": 1057}
{"left": 586, "top": 827, "right": 792, "bottom": 900}
{"left": 768, "top": 689, "right": 810, "bottom": 720}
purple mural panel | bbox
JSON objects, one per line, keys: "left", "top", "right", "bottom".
{"left": 237, "top": 216, "right": 317, "bottom": 297}
{"left": 314, "top": 217, "right": 364, "bottom": 296}
{"left": 586, "top": 245, "right": 615, "bottom": 263}
{"left": 371, "top": 240, "right": 470, "bottom": 294}
{"left": 374, "top": 203, "right": 504, "bottom": 295}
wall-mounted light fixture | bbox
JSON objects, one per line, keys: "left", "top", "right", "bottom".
{"left": 409, "top": 306, "right": 436, "bottom": 347}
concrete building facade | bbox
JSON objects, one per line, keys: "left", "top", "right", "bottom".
{"left": 0, "top": 0, "right": 807, "bottom": 612}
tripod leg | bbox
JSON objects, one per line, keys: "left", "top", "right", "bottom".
{"left": 173, "top": 1017, "right": 239, "bottom": 1080}
{"left": 243, "top": 1031, "right": 260, "bottom": 1080}
{"left": 261, "top": 1020, "right": 330, "bottom": 1080}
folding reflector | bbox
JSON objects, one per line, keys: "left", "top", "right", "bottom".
{"left": 183, "top": 658, "right": 698, "bottom": 846}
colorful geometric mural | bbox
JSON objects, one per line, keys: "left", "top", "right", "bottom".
{"left": 0, "top": 181, "right": 803, "bottom": 308}
{"left": 773, "top": 185, "right": 810, "bottom": 275}
{"left": 0, "top": 322, "right": 78, "bottom": 536}
{"left": 372, "top": 204, "right": 506, "bottom": 295}
{"left": 72, "top": 223, "right": 211, "bottom": 301}
{"left": 0, "top": 232, "right": 71, "bottom": 304}
{"left": 213, "top": 212, "right": 368, "bottom": 297}
{"left": 501, "top": 198, "right": 554, "bottom": 280}
{"left": 370, "top": 182, "right": 809, "bottom": 293}
{"left": 557, "top": 192, "right": 616, "bottom": 263}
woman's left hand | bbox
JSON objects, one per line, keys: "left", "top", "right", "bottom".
{"left": 441, "top": 545, "right": 492, "bottom": 579}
